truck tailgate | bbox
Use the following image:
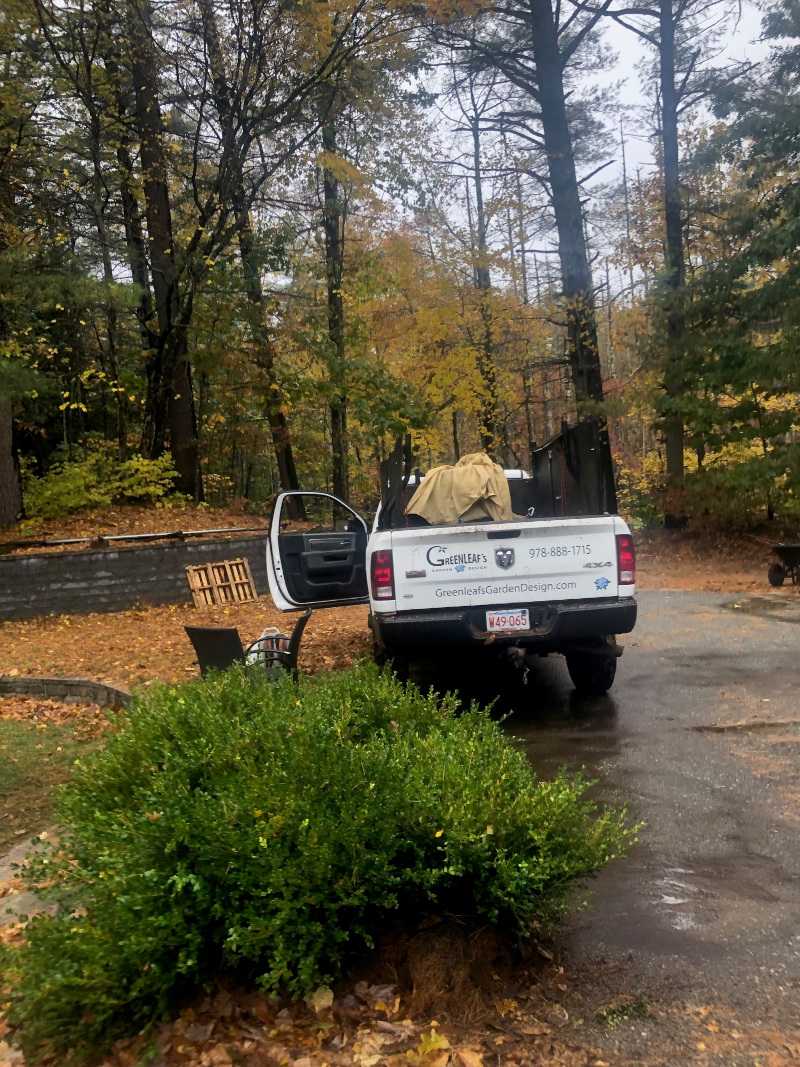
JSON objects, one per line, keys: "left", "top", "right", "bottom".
{"left": 389, "top": 517, "right": 621, "bottom": 611}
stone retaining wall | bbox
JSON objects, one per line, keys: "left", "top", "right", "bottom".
{"left": 0, "top": 674, "right": 131, "bottom": 706}
{"left": 0, "top": 534, "right": 268, "bottom": 621}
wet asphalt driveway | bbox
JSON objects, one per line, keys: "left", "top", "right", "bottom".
{"left": 420, "top": 589, "right": 800, "bottom": 1064}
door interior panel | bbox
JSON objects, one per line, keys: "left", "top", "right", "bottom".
{"left": 274, "top": 493, "right": 368, "bottom": 605}
{"left": 279, "top": 530, "right": 368, "bottom": 602}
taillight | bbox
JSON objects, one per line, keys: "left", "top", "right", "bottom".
{"left": 370, "top": 549, "right": 395, "bottom": 600}
{"left": 616, "top": 533, "right": 636, "bottom": 585}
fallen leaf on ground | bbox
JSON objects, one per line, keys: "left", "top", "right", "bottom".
{"left": 0, "top": 597, "right": 371, "bottom": 688}
{"left": 454, "top": 1049, "right": 484, "bottom": 1067}
{"left": 516, "top": 1021, "right": 551, "bottom": 1036}
{"left": 199, "top": 1045, "right": 232, "bottom": 1066}
{"left": 0, "top": 922, "right": 26, "bottom": 947}
{"left": 0, "top": 1040, "right": 24, "bottom": 1067}
{"left": 493, "top": 998, "right": 517, "bottom": 1017}
{"left": 0, "top": 696, "right": 106, "bottom": 739}
{"left": 306, "top": 987, "right": 334, "bottom": 1014}
{"left": 0, "top": 879, "right": 23, "bottom": 900}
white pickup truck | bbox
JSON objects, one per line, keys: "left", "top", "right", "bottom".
{"left": 265, "top": 430, "right": 637, "bottom": 695}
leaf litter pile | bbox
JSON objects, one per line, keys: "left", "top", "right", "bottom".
{"left": 0, "top": 695, "right": 106, "bottom": 739}
{"left": 0, "top": 934, "right": 611, "bottom": 1067}
{"left": 94, "top": 976, "right": 607, "bottom": 1067}
{"left": 0, "top": 504, "right": 270, "bottom": 556}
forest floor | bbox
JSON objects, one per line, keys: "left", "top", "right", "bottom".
{"left": 0, "top": 503, "right": 271, "bottom": 554}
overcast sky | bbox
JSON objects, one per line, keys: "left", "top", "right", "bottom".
{"left": 600, "top": 0, "right": 770, "bottom": 174}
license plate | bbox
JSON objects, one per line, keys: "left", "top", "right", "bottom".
{"left": 486, "top": 609, "right": 530, "bottom": 632}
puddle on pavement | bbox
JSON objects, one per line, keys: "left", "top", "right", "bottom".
{"left": 562, "top": 853, "right": 722, "bottom": 960}
{"left": 564, "top": 843, "right": 792, "bottom": 961}
{"left": 650, "top": 865, "right": 716, "bottom": 932}
{"left": 509, "top": 699, "right": 623, "bottom": 791}
{"left": 723, "top": 595, "right": 800, "bottom": 622}
{"left": 411, "top": 651, "right": 795, "bottom": 965}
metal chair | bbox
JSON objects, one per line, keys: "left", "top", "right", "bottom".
{"left": 185, "top": 609, "right": 312, "bottom": 681}
{"left": 184, "top": 626, "right": 247, "bottom": 676}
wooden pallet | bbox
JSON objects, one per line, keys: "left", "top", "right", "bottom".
{"left": 185, "top": 558, "right": 257, "bottom": 608}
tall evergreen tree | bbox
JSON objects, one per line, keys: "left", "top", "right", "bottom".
{"left": 602, "top": 0, "right": 738, "bottom": 522}
{"left": 432, "top": 0, "right": 619, "bottom": 506}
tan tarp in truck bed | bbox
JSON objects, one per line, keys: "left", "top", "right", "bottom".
{"left": 405, "top": 453, "right": 515, "bottom": 525}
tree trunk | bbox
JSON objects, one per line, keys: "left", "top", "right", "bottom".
{"left": 240, "top": 220, "right": 304, "bottom": 502}
{"left": 322, "top": 113, "right": 349, "bottom": 502}
{"left": 98, "top": 8, "right": 160, "bottom": 361}
{"left": 127, "top": 0, "right": 199, "bottom": 497}
{"left": 196, "top": 0, "right": 302, "bottom": 500}
{"left": 88, "top": 112, "right": 129, "bottom": 460}
{"left": 470, "top": 118, "right": 502, "bottom": 459}
{"left": 0, "top": 171, "right": 22, "bottom": 526}
{"left": 452, "top": 408, "right": 461, "bottom": 461}
{"left": 514, "top": 169, "right": 537, "bottom": 466}
{"left": 659, "top": 0, "right": 686, "bottom": 524}
{"left": 527, "top": 0, "right": 616, "bottom": 509}
{"left": 0, "top": 399, "right": 22, "bottom": 528}
{"left": 522, "top": 365, "right": 536, "bottom": 463}
{"left": 238, "top": 213, "right": 305, "bottom": 517}
{"left": 170, "top": 354, "right": 200, "bottom": 500}
{"left": 116, "top": 137, "right": 159, "bottom": 357}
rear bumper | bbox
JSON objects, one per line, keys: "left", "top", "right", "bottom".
{"left": 371, "top": 597, "right": 637, "bottom": 654}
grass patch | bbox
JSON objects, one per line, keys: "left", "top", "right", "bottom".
{"left": 0, "top": 721, "right": 100, "bottom": 852}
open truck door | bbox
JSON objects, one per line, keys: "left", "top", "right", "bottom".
{"left": 267, "top": 491, "right": 370, "bottom": 611}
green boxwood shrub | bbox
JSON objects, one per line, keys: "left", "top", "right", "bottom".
{"left": 8, "top": 664, "right": 634, "bottom": 1057}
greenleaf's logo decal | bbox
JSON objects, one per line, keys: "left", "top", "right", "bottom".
{"left": 426, "top": 546, "right": 487, "bottom": 567}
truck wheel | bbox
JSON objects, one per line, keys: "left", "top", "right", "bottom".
{"left": 566, "top": 650, "right": 617, "bottom": 696}
{"left": 768, "top": 563, "right": 786, "bottom": 587}
{"left": 373, "top": 642, "right": 409, "bottom": 682}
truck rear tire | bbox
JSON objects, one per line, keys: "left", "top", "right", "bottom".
{"left": 566, "top": 649, "right": 617, "bottom": 695}
{"left": 373, "top": 641, "right": 409, "bottom": 682}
